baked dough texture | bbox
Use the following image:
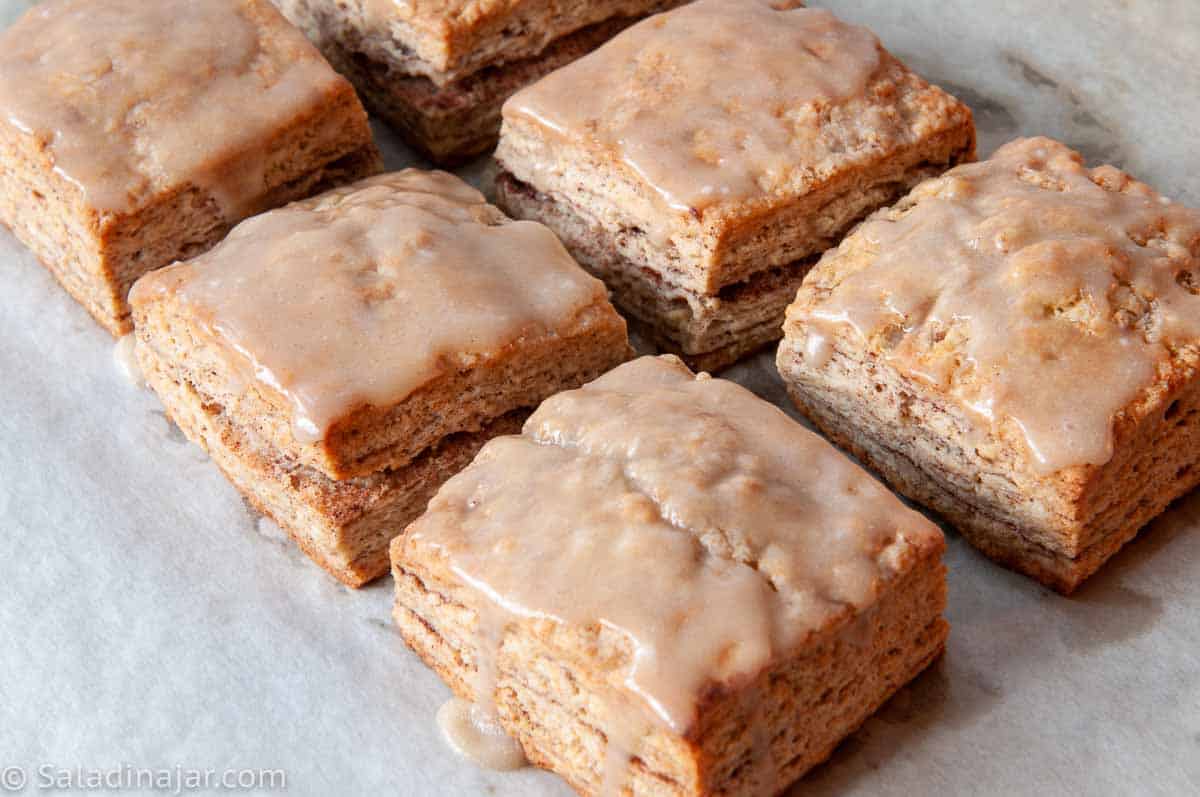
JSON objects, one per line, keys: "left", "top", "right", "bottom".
{"left": 272, "top": 0, "right": 683, "bottom": 163}
{"left": 0, "top": 0, "right": 381, "bottom": 336}
{"left": 778, "top": 137, "right": 1200, "bottom": 593}
{"left": 132, "top": 170, "right": 631, "bottom": 586}
{"left": 495, "top": 0, "right": 974, "bottom": 371}
{"left": 392, "top": 355, "right": 947, "bottom": 794}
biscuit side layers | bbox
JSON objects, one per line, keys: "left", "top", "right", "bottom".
{"left": 777, "top": 140, "right": 1200, "bottom": 594}
{"left": 392, "top": 534, "right": 946, "bottom": 794}
{"left": 495, "top": 50, "right": 975, "bottom": 296}
{"left": 275, "top": 0, "right": 684, "bottom": 163}
{"left": 138, "top": 336, "right": 526, "bottom": 587}
{"left": 133, "top": 289, "right": 630, "bottom": 482}
{"left": 778, "top": 327, "right": 1200, "bottom": 594}
{"left": 496, "top": 126, "right": 969, "bottom": 372}
{"left": 0, "top": 92, "right": 380, "bottom": 337}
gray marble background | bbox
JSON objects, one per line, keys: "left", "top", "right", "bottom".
{"left": 1, "top": 1, "right": 1198, "bottom": 795}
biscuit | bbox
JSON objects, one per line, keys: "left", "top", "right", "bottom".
{"left": 778, "top": 137, "right": 1200, "bottom": 593}
{"left": 392, "top": 355, "right": 947, "bottom": 794}
{"left": 0, "top": 0, "right": 381, "bottom": 335}
{"left": 273, "top": 0, "right": 683, "bottom": 164}
{"left": 496, "top": 0, "right": 974, "bottom": 371}
{"left": 132, "top": 170, "right": 631, "bottom": 585}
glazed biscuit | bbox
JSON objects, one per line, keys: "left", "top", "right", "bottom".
{"left": 132, "top": 170, "right": 630, "bottom": 585}
{"left": 496, "top": 0, "right": 974, "bottom": 371}
{"left": 392, "top": 355, "right": 947, "bottom": 794}
{"left": 0, "top": 0, "right": 380, "bottom": 335}
{"left": 778, "top": 137, "right": 1200, "bottom": 593}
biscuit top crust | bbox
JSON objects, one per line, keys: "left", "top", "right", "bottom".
{"left": 0, "top": 0, "right": 345, "bottom": 216}
{"left": 788, "top": 137, "right": 1200, "bottom": 474}
{"left": 129, "top": 170, "right": 608, "bottom": 444}
{"left": 403, "top": 355, "right": 942, "bottom": 734}
{"left": 504, "top": 1, "right": 907, "bottom": 217}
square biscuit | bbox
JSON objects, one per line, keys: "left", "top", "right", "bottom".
{"left": 495, "top": 0, "right": 974, "bottom": 372}
{"left": 0, "top": 0, "right": 381, "bottom": 336}
{"left": 132, "top": 170, "right": 631, "bottom": 585}
{"left": 392, "top": 355, "right": 947, "bottom": 794}
{"left": 778, "top": 137, "right": 1200, "bottom": 594}
{"left": 274, "top": 0, "right": 684, "bottom": 164}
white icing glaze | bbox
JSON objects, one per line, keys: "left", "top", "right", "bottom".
{"left": 0, "top": 0, "right": 341, "bottom": 216}
{"left": 112, "top": 335, "right": 144, "bottom": 389}
{"left": 129, "top": 170, "right": 608, "bottom": 445}
{"left": 800, "top": 137, "right": 1200, "bottom": 474}
{"left": 504, "top": 0, "right": 881, "bottom": 215}
{"left": 405, "top": 356, "right": 942, "bottom": 785}
{"left": 436, "top": 698, "right": 527, "bottom": 772}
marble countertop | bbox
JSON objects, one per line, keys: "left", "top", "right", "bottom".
{"left": 1, "top": 1, "right": 1197, "bottom": 795}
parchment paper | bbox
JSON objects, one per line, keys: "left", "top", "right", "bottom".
{"left": 2, "top": 1, "right": 1198, "bottom": 794}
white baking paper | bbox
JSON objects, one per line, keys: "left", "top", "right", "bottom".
{"left": 1, "top": 1, "right": 1198, "bottom": 794}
